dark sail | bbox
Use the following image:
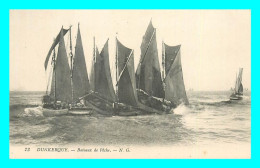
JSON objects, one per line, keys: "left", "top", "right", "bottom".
{"left": 44, "top": 28, "right": 69, "bottom": 70}
{"left": 50, "top": 62, "right": 56, "bottom": 100}
{"left": 238, "top": 83, "right": 243, "bottom": 94}
{"left": 235, "top": 68, "right": 243, "bottom": 94}
{"left": 165, "top": 44, "right": 180, "bottom": 76}
{"left": 94, "top": 40, "right": 116, "bottom": 102}
{"left": 72, "top": 25, "right": 90, "bottom": 101}
{"left": 164, "top": 43, "right": 189, "bottom": 105}
{"left": 136, "top": 21, "right": 164, "bottom": 98}
{"left": 90, "top": 38, "right": 96, "bottom": 91}
{"left": 91, "top": 48, "right": 101, "bottom": 92}
{"left": 49, "top": 28, "right": 72, "bottom": 103}
{"left": 117, "top": 39, "right": 138, "bottom": 106}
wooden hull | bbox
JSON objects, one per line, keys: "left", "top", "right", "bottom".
{"left": 137, "top": 102, "right": 166, "bottom": 115}
{"left": 117, "top": 111, "right": 139, "bottom": 116}
{"left": 68, "top": 110, "right": 92, "bottom": 115}
{"left": 84, "top": 93, "right": 115, "bottom": 116}
{"left": 81, "top": 91, "right": 172, "bottom": 116}
{"left": 70, "top": 107, "right": 92, "bottom": 110}
{"left": 137, "top": 90, "right": 173, "bottom": 114}
{"left": 84, "top": 95, "right": 167, "bottom": 116}
{"left": 69, "top": 106, "right": 92, "bottom": 115}
{"left": 42, "top": 108, "right": 68, "bottom": 117}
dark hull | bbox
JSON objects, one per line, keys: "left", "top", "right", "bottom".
{"left": 83, "top": 92, "right": 168, "bottom": 116}
{"left": 84, "top": 93, "right": 115, "bottom": 116}
{"left": 137, "top": 90, "right": 174, "bottom": 114}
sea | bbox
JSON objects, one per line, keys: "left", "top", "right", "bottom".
{"left": 9, "top": 91, "right": 251, "bottom": 157}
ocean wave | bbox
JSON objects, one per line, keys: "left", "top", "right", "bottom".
{"left": 173, "top": 103, "right": 191, "bottom": 115}
{"left": 18, "top": 106, "right": 43, "bottom": 117}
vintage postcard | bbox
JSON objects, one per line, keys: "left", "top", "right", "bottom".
{"left": 9, "top": 10, "right": 251, "bottom": 159}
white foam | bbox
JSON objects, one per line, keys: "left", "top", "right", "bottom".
{"left": 20, "top": 106, "right": 43, "bottom": 117}
{"left": 173, "top": 103, "right": 190, "bottom": 115}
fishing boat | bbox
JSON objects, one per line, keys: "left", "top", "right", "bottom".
{"left": 115, "top": 38, "right": 165, "bottom": 116}
{"left": 83, "top": 20, "right": 189, "bottom": 116}
{"left": 69, "top": 24, "right": 92, "bottom": 114}
{"left": 230, "top": 68, "right": 243, "bottom": 100}
{"left": 135, "top": 21, "right": 189, "bottom": 113}
{"left": 83, "top": 39, "right": 116, "bottom": 116}
{"left": 82, "top": 37, "right": 164, "bottom": 116}
{"left": 42, "top": 24, "right": 92, "bottom": 116}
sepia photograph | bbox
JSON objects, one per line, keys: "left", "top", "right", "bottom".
{"left": 9, "top": 10, "right": 251, "bottom": 159}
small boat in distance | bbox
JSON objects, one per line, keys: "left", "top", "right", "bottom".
{"left": 230, "top": 68, "right": 243, "bottom": 100}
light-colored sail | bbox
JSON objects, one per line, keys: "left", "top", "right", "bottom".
{"left": 94, "top": 40, "right": 116, "bottom": 102}
{"left": 50, "top": 28, "right": 72, "bottom": 103}
{"left": 164, "top": 43, "right": 189, "bottom": 105}
{"left": 72, "top": 25, "right": 90, "bottom": 101}
{"left": 44, "top": 28, "right": 69, "bottom": 70}
{"left": 136, "top": 21, "right": 164, "bottom": 98}
{"left": 117, "top": 39, "right": 138, "bottom": 106}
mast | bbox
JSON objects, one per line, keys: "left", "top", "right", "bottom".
{"left": 162, "top": 41, "right": 165, "bottom": 101}
{"left": 69, "top": 25, "right": 74, "bottom": 101}
{"left": 90, "top": 36, "right": 96, "bottom": 91}
{"left": 93, "top": 36, "right": 96, "bottom": 85}
{"left": 53, "top": 47, "right": 56, "bottom": 102}
{"left": 162, "top": 41, "right": 165, "bottom": 80}
{"left": 93, "top": 37, "right": 96, "bottom": 62}
{"left": 115, "top": 36, "right": 119, "bottom": 102}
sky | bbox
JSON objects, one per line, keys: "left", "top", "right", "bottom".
{"left": 9, "top": 10, "right": 251, "bottom": 91}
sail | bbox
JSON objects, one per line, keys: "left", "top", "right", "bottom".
{"left": 235, "top": 77, "right": 239, "bottom": 93}
{"left": 50, "top": 62, "right": 56, "bottom": 99}
{"left": 94, "top": 40, "right": 116, "bottom": 102}
{"left": 44, "top": 28, "right": 69, "bottom": 70}
{"left": 90, "top": 38, "right": 96, "bottom": 91}
{"left": 238, "top": 83, "right": 243, "bottom": 94}
{"left": 117, "top": 39, "right": 138, "bottom": 106}
{"left": 235, "top": 68, "right": 243, "bottom": 94}
{"left": 72, "top": 25, "right": 90, "bottom": 101}
{"left": 89, "top": 56, "right": 95, "bottom": 91}
{"left": 165, "top": 44, "right": 180, "bottom": 75}
{"left": 164, "top": 43, "right": 189, "bottom": 105}
{"left": 136, "top": 21, "right": 164, "bottom": 98}
{"left": 49, "top": 29, "right": 72, "bottom": 103}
